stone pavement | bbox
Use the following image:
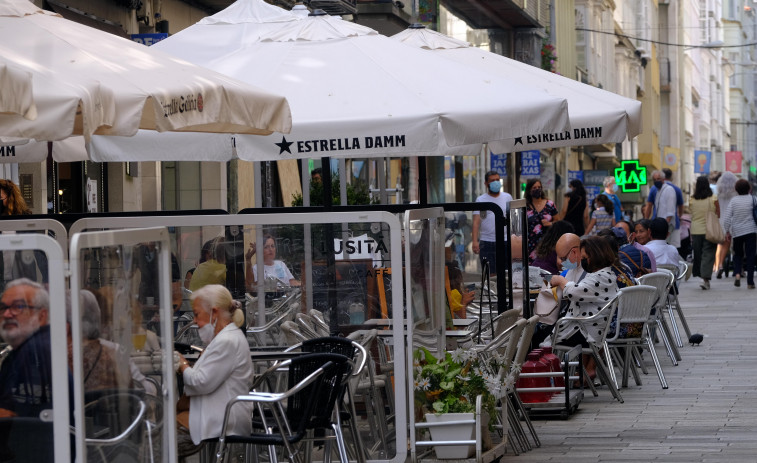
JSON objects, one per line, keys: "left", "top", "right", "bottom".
{"left": 509, "top": 273, "right": 757, "bottom": 462}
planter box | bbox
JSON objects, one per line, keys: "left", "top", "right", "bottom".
{"left": 424, "top": 413, "right": 475, "bottom": 459}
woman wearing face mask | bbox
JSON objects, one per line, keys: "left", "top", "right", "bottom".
{"left": 176, "top": 285, "right": 252, "bottom": 454}
{"left": 525, "top": 179, "right": 558, "bottom": 261}
{"left": 559, "top": 179, "right": 588, "bottom": 237}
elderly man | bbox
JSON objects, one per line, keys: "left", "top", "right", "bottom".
{"left": 0, "top": 278, "right": 53, "bottom": 418}
{"left": 555, "top": 232, "right": 584, "bottom": 279}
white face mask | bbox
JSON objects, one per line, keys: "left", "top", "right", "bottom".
{"left": 198, "top": 314, "right": 217, "bottom": 345}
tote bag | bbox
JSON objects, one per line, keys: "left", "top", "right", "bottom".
{"left": 534, "top": 285, "right": 564, "bottom": 325}
{"left": 705, "top": 199, "right": 725, "bottom": 244}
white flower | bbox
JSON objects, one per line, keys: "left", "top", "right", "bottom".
{"left": 502, "top": 372, "right": 517, "bottom": 392}
{"left": 463, "top": 350, "right": 478, "bottom": 363}
{"left": 510, "top": 363, "right": 522, "bottom": 375}
{"left": 418, "top": 377, "right": 430, "bottom": 391}
{"left": 450, "top": 349, "right": 466, "bottom": 363}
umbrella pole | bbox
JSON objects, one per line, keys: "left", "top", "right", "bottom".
{"left": 418, "top": 156, "right": 427, "bottom": 205}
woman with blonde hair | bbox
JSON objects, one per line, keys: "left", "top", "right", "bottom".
{"left": 176, "top": 284, "right": 252, "bottom": 454}
{"left": 715, "top": 171, "right": 738, "bottom": 278}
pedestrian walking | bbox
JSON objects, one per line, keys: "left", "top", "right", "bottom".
{"left": 689, "top": 176, "right": 718, "bottom": 290}
{"left": 472, "top": 171, "right": 512, "bottom": 275}
{"left": 722, "top": 179, "right": 757, "bottom": 289}
{"left": 715, "top": 172, "right": 738, "bottom": 278}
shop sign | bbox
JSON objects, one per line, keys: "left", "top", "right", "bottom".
{"left": 583, "top": 170, "right": 608, "bottom": 186}
{"left": 520, "top": 151, "right": 540, "bottom": 177}
{"left": 567, "top": 170, "right": 583, "bottom": 182}
{"left": 131, "top": 33, "right": 168, "bottom": 46}
{"left": 614, "top": 160, "right": 646, "bottom": 193}
{"left": 490, "top": 152, "right": 507, "bottom": 177}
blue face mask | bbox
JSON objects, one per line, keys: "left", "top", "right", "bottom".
{"left": 488, "top": 180, "right": 501, "bottom": 193}
{"left": 612, "top": 184, "right": 619, "bottom": 193}
{"left": 561, "top": 257, "right": 578, "bottom": 271}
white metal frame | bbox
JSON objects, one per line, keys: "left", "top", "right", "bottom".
{"left": 404, "top": 207, "right": 447, "bottom": 463}
{"left": 69, "top": 227, "right": 177, "bottom": 463}
{"left": 0, "top": 218, "right": 68, "bottom": 259}
{"left": 70, "top": 212, "right": 408, "bottom": 463}
{"left": 0, "top": 234, "right": 69, "bottom": 461}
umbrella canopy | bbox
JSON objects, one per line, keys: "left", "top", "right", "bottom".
{"left": 0, "top": 0, "right": 292, "bottom": 146}
{"left": 89, "top": 0, "right": 571, "bottom": 162}
{"left": 0, "top": 62, "right": 35, "bottom": 120}
{"left": 392, "top": 26, "right": 642, "bottom": 153}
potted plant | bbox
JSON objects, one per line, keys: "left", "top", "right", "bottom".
{"left": 413, "top": 347, "right": 508, "bottom": 459}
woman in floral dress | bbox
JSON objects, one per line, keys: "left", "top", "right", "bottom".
{"left": 526, "top": 179, "right": 558, "bottom": 261}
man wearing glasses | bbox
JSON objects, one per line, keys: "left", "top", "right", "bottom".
{"left": 0, "top": 278, "right": 52, "bottom": 418}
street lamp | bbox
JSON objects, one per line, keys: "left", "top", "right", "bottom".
{"left": 684, "top": 39, "right": 724, "bottom": 50}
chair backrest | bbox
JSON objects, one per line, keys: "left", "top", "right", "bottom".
{"left": 638, "top": 271, "right": 674, "bottom": 310}
{"left": 605, "top": 285, "right": 658, "bottom": 342}
{"left": 513, "top": 315, "right": 539, "bottom": 367}
{"left": 657, "top": 263, "right": 682, "bottom": 280}
{"left": 281, "top": 320, "right": 308, "bottom": 345}
{"left": 286, "top": 353, "right": 352, "bottom": 430}
{"left": 494, "top": 308, "right": 521, "bottom": 337}
{"left": 295, "top": 313, "right": 328, "bottom": 338}
{"left": 301, "top": 336, "right": 356, "bottom": 360}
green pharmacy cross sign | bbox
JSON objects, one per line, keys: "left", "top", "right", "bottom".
{"left": 614, "top": 160, "right": 647, "bottom": 193}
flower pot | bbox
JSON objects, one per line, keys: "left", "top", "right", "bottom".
{"left": 424, "top": 413, "right": 475, "bottom": 459}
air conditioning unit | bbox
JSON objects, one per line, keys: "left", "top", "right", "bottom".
{"left": 137, "top": 0, "right": 153, "bottom": 26}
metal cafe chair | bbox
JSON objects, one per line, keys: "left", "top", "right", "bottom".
{"left": 214, "top": 353, "right": 353, "bottom": 463}
{"left": 603, "top": 285, "right": 668, "bottom": 389}
{"left": 552, "top": 294, "right": 624, "bottom": 403}
{"left": 657, "top": 262, "right": 693, "bottom": 347}
{"left": 638, "top": 271, "right": 681, "bottom": 365}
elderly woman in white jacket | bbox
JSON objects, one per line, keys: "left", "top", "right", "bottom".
{"left": 177, "top": 284, "right": 252, "bottom": 451}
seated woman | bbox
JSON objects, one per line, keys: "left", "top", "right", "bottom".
{"left": 176, "top": 285, "right": 252, "bottom": 451}
{"left": 244, "top": 234, "right": 301, "bottom": 289}
{"left": 531, "top": 220, "right": 575, "bottom": 274}
{"left": 188, "top": 237, "right": 227, "bottom": 292}
{"left": 446, "top": 264, "right": 474, "bottom": 319}
{"left": 549, "top": 235, "right": 620, "bottom": 347}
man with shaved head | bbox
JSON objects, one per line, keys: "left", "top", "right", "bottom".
{"left": 555, "top": 233, "right": 584, "bottom": 280}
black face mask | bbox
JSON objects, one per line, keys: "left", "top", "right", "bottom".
{"left": 581, "top": 258, "right": 588, "bottom": 270}
{"left": 531, "top": 189, "right": 542, "bottom": 199}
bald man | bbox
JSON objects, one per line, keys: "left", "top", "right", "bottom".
{"left": 554, "top": 233, "right": 584, "bottom": 280}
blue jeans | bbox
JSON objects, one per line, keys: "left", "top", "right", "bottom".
{"left": 732, "top": 233, "right": 756, "bottom": 285}
{"left": 479, "top": 241, "right": 497, "bottom": 275}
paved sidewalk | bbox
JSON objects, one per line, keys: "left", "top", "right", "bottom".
{"left": 510, "top": 273, "right": 757, "bottom": 462}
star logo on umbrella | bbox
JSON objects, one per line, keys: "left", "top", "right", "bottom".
{"left": 275, "top": 136, "right": 294, "bottom": 154}
{"left": 514, "top": 137, "right": 523, "bottom": 146}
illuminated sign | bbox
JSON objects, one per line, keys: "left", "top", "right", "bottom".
{"left": 614, "top": 160, "right": 647, "bottom": 193}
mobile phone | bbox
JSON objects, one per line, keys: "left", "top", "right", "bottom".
{"left": 465, "top": 284, "right": 476, "bottom": 292}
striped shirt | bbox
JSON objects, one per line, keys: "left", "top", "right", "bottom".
{"left": 723, "top": 195, "right": 757, "bottom": 238}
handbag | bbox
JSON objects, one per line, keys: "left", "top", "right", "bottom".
{"left": 619, "top": 249, "right": 650, "bottom": 277}
{"left": 534, "top": 285, "right": 564, "bottom": 325}
{"left": 705, "top": 199, "right": 725, "bottom": 244}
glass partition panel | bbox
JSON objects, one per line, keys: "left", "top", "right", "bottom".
{"left": 70, "top": 228, "right": 176, "bottom": 463}
{"left": 69, "top": 212, "right": 407, "bottom": 463}
{"left": 0, "top": 234, "right": 69, "bottom": 462}
{"left": 508, "top": 199, "right": 530, "bottom": 317}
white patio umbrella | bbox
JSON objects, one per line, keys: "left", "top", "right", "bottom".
{"left": 0, "top": 62, "right": 35, "bottom": 120}
{"left": 0, "top": 0, "right": 292, "bottom": 151}
{"left": 392, "top": 26, "right": 642, "bottom": 153}
{"left": 88, "top": 0, "right": 571, "bottom": 162}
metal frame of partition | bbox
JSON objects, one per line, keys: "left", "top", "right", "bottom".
{"left": 68, "top": 211, "right": 408, "bottom": 463}
{"left": 240, "top": 201, "right": 513, "bottom": 314}
{"left": 0, "top": 218, "right": 68, "bottom": 259}
{"left": 0, "top": 234, "right": 69, "bottom": 461}
{"left": 69, "top": 227, "right": 178, "bottom": 463}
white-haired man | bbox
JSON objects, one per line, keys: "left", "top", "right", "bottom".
{"left": 0, "top": 278, "right": 53, "bottom": 418}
